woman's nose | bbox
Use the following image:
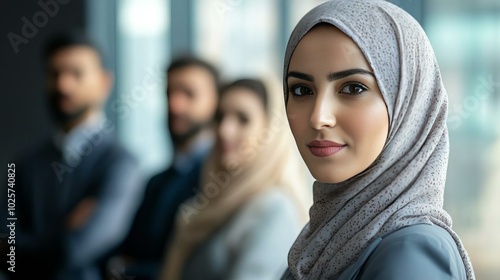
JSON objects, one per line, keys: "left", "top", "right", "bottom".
{"left": 309, "top": 91, "right": 337, "bottom": 130}
{"left": 218, "top": 117, "right": 235, "bottom": 141}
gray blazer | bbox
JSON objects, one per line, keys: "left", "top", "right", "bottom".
{"left": 4, "top": 134, "right": 143, "bottom": 280}
{"left": 281, "top": 223, "right": 466, "bottom": 279}
{"left": 181, "top": 188, "right": 302, "bottom": 280}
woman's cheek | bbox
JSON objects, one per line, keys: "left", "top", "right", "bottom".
{"left": 349, "top": 102, "right": 388, "bottom": 161}
{"left": 287, "top": 112, "right": 306, "bottom": 145}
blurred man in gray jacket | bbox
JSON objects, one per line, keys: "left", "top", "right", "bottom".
{"left": 1, "top": 31, "right": 143, "bottom": 280}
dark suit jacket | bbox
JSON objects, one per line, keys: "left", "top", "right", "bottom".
{"left": 119, "top": 144, "right": 209, "bottom": 279}
{"left": 1, "top": 133, "right": 142, "bottom": 280}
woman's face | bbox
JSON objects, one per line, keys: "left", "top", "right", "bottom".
{"left": 217, "top": 87, "right": 267, "bottom": 169}
{"left": 286, "top": 24, "right": 389, "bottom": 183}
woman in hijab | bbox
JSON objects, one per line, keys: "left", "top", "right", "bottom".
{"left": 162, "top": 78, "right": 310, "bottom": 280}
{"left": 281, "top": 0, "right": 475, "bottom": 279}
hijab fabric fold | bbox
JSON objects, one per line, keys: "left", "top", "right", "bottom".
{"left": 283, "top": 1, "right": 475, "bottom": 279}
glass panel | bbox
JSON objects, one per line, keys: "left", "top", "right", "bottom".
{"left": 116, "top": 0, "right": 171, "bottom": 177}
{"left": 289, "top": 0, "right": 327, "bottom": 31}
{"left": 425, "top": 1, "right": 500, "bottom": 279}
{"left": 192, "top": 0, "right": 278, "bottom": 79}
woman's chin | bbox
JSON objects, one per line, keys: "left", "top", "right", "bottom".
{"left": 219, "top": 155, "right": 240, "bottom": 171}
{"left": 312, "top": 171, "right": 352, "bottom": 184}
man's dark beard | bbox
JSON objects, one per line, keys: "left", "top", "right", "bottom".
{"left": 48, "top": 91, "right": 91, "bottom": 125}
{"left": 168, "top": 117, "right": 212, "bottom": 147}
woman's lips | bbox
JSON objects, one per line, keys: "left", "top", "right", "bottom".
{"left": 307, "top": 140, "right": 346, "bottom": 157}
{"left": 218, "top": 141, "right": 236, "bottom": 154}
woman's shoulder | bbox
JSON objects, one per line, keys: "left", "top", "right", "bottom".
{"left": 240, "top": 188, "right": 298, "bottom": 218}
{"left": 356, "top": 223, "right": 466, "bottom": 280}
{"left": 224, "top": 188, "right": 301, "bottom": 242}
{"left": 378, "top": 223, "right": 459, "bottom": 251}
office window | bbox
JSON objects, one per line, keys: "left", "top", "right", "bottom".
{"left": 192, "top": 0, "right": 280, "bottom": 80}
{"left": 116, "top": 0, "right": 171, "bottom": 177}
{"left": 425, "top": 1, "right": 500, "bottom": 278}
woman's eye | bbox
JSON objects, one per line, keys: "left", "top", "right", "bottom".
{"left": 290, "top": 85, "right": 313, "bottom": 97}
{"left": 238, "top": 113, "right": 249, "bottom": 125}
{"left": 214, "top": 111, "right": 223, "bottom": 123}
{"left": 340, "top": 83, "right": 368, "bottom": 95}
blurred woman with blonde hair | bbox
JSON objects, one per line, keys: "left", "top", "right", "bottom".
{"left": 161, "top": 78, "right": 310, "bottom": 280}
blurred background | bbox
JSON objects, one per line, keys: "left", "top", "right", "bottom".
{"left": 0, "top": 0, "right": 498, "bottom": 279}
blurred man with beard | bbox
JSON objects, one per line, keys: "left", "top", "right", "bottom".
{"left": 116, "top": 57, "right": 219, "bottom": 279}
{"left": 2, "top": 31, "right": 143, "bottom": 280}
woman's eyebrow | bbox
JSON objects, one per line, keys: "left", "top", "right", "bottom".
{"left": 327, "top": 68, "right": 374, "bottom": 81}
{"left": 287, "top": 71, "right": 314, "bottom": 82}
{"left": 287, "top": 69, "right": 375, "bottom": 82}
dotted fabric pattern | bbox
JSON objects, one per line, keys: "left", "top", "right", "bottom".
{"left": 283, "top": 0, "right": 475, "bottom": 279}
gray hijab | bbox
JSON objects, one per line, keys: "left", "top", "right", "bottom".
{"left": 283, "top": 0, "right": 475, "bottom": 279}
